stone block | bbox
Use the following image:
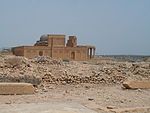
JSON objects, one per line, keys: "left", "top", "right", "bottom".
{"left": 0, "top": 83, "right": 34, "bottom": 95}
{"left": 123, "top": 81, "right": 150, "bottom": 89}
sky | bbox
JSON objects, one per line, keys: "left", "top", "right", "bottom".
{"left": 0, "top": 0, "right": 150, "bottom": 55}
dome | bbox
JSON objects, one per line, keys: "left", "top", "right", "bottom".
{"left": 40, "top": 34, "right": 48, "bottom": 41}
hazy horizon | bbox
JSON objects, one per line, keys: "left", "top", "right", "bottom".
{"left": 0, "top": 0, "right": 150, "bottom": 55}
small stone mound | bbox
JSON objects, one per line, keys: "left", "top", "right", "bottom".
{"left": 31, "top": 56, "right": 63, "bottom": 65}
{"left": 42, "top": 72, "right": 126, "bottom": 85}
{"left": 0, "top": 74, "right": 42, "bottom": 86}
{"left": 0, "top": 56, "right": 42, "bottom": 85}
{"left": 4, "top": 56, "right": 30, "bottom": 68}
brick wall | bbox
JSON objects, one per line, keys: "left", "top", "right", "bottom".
{"left": 48, "top": 35, "right": 65, "bottom": 47}
{"left": 52, "top": 46, "right": 89, "bottom": 61}
{"left": 12, "top": 47, "right": 24, "bottom": 56}
{"left": 23, "top": 46, "right": 51, "bottom": 58}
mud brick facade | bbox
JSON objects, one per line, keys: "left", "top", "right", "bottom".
{"left": 12, "top": 34, "right": 95, "bottom": 61}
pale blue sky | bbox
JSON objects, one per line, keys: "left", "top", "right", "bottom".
{"left": 0, "top": 0, "right": 150, "bottom": 55}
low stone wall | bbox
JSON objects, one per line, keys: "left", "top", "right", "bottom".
{"left": 0, "top": 83, "right": 34, "bottom": 95}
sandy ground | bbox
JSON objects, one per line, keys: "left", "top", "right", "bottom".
{"left": 0, "top": 84, "right": 150, "bottom": 112}
{"left": 0, "top": 55, "right": 150, "bottom": 112}
{"left": 0, "top": 102, "right": 97, "bottom": 113}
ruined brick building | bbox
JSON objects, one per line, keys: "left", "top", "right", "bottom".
{"left": 12, "top": 34, "right": 95, "bottom": 61}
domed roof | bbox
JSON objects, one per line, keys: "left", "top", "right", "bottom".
{"left": 40, "top": 34, "right": 48, "bottom": 41}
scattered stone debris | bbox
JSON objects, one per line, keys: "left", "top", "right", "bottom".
{"left": 88, "top": 98, "right": 94, "bottom": 101}
{"left": 106, "top": 106, "right": 116, "bottom": 109}
{"left": 31, "top": 56, "right": 63, "bottom": 65}
{"left": 0, "top": 74, "right": 42, "bottom": 86}
{"left": 0, "top": 54, "right": 150, "bottom": 112}
{"left": 0, "top": 55, "right": 150, "bottom": 86}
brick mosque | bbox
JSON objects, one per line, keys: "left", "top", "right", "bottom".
{"left": 12, "top": 34, "right": 96, "bottom": 61}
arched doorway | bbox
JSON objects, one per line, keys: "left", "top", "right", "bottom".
{"left": 39, "top": 51, "right": 43, "bottom": 56}
{"left": 71, "top": 52, "right": 75, "bottom": 60}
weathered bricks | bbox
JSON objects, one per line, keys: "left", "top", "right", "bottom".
{"left": 123, "top": 81, "right": 150, "bottom": 89}
{"left": 0, "top": 83, "right": 34, "bottom": 95}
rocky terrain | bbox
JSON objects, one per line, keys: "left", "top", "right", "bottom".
{"left": 0, "top": 55, "right": 150, "bottom": 86}
{"left": 0, "top": 54, "right": 150, "bottom": 113}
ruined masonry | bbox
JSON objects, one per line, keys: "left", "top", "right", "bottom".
{"left": 0, "top": 83, "right": 34, "bottom": 95}
{"left": 12, "top": 34, "right": 96, "bottom": 61}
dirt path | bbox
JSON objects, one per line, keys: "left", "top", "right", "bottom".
{"left": 0, "top": 102, "right": 97, "bottom": 113}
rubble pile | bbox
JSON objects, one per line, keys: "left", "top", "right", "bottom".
{"left": 42, "top": 61, "right": 150, "bottom": 85}
{"left": 0, "top": 56, "right": 41, "bottom": 85}
{"left": 42, "top": 72, "right": 126, "bottom": 85}
{"left": 0, "top": 55, "right": 149, "bottom": 85}
{"left": 0, "top": 74, "right": 41, "bottom": 86}
{"left": 31, "top": 56, "right": 63, "bottom": 65}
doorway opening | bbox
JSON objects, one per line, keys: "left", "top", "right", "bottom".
{"left": 71, "top": 52, "right": 75, "bottom": 60}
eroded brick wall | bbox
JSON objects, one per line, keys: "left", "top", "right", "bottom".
{"left": 12, "top": 47, "right": 24, "bottom": 56}
{"left": 23, "top": 46, "right": 51, "bottom": 58}
{"left": 48, "top": 35, "right": 65, "bottom": 47}
{"left": 52, "top": 47, "right": 89, "bottom": 61}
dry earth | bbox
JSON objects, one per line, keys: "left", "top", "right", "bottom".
{"left": 0, "top": 54, "right": 150, "bottom": 113}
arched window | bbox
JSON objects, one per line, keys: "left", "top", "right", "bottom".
{"left": 39, "top": 51, "right": 43, "bottom": 56}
